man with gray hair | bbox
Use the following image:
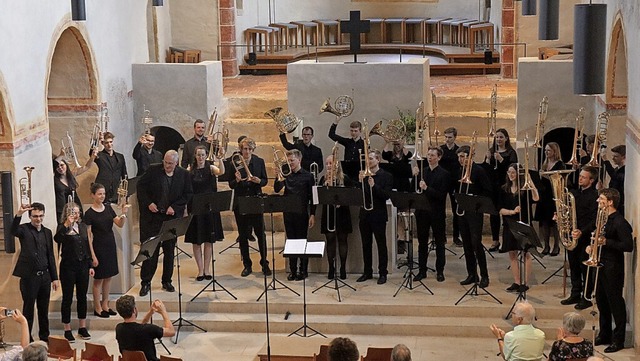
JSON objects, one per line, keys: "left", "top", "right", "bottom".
{"left": 490, "top": 301, "right": 545, "bottom": 361}
{"left": 21, "top": 341, "right": 48, "bottom": 361}
{"left": 391, "top": 344, "right": 411, "bottom": 361}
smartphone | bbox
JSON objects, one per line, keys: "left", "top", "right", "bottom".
{"left": 4, "top": 309, "right": 13, "bottom": 317}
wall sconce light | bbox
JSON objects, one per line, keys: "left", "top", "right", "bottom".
{"left": 573, "top": 3, "right": 607, "bottom": 95}
{"left": 71, "top": 0, "right": 86, "bottom": 21}
{"left": 153, "top": 0, "right": 164, "bottom": 6}
{"left": 522, "top": 0, "right": 536, "bottom": 16}
{"left": 539, "top": 0, "right": 559, "bottom": 40}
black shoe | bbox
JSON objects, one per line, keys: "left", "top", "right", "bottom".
{"left": 93, "top": 310, "right": 109, "bottom": 318}
{"left": 377, "top": 275, "right": 387, "bottom": 284}
{"left": 241, "top": 267, "right": 252, "bottom": 277}
{"left": 560, "top": 295, "right": 581, "bottom": 305}
{"left": 594, "top": 336, "right": 611, "bottom": 346}
{"left": 459, "top": 275, "right": 478, "bottom": 286}
{"left": 64, "top": 330, "right": 75, "bottom": 343}
{"left": 328, "top": 266, "right": 335, "bottom": 280}
{"left": 574, "top": 299, "right": 592, "bottom": 310}
{"left": 518, "top": 284, "right": 529, "bottom": 293}
{"left": 413, "top": 272, "right": 427, "bottom": 282}
{"left": 296, "top": 272, "right": 308, "bottom": 281}
{"left": 479, "top": 277, "right": 489, "bottom": 288}
{"left": 248, "top": 234, "right": 256, "bottom": 242}
{"left": 453, "top": 239, "right": 463, "bottom": 247}
{"left": 204, "top": 274, "right": 213, "bottom": 280}
{"left": 436, "top": 273, "right": 445, "bottom": 282}
{"left": 488, "top": 244, "right": 500, "bottom": 252}
{"left": 107, "top": 308, "right": 117, "bottom": 316}
{"left": 356, "top": 274, "right": 372, "bottom": 282}
{"left": 78, "top": 328, "right": 91, "bottom": 340}
{"left": 541, "top": 248, "right": 550, "bottom": 255}
{"left": 139, "top": 283, "right": 151, "bottom": 297}
{"left": 339, "top": 269, "right": 347, "bottom": 280}
{"left": 506, "top": 283, "right": 520, "bottom": 292}
{"left": 287, "top": 273, "right": 297, "bottom": 281}
{"left": 196, "top": 275, "right": 205, "bottom": 281}
{"left": 550, "top": 249, "right": 560, "bottom": 256}
{"left": 397, "top": 240, "right": 407, "bottom": 254}
{"left": 262, "top": 266, "right": 272, "bottom": 276}
{"left": 162, "top": 282, "right": 175, "bottom": 292}
{"left": 604, "top": 343, "right": 624, "bottom": 353}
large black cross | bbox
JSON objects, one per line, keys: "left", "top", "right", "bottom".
{"left": 340, "top": 11, "right": 370, "bottom": 63}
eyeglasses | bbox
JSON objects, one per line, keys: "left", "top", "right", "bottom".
{"left": 302, "top": 133, "right": 313, "bottom": 136}
{"left": 31, "top": 215, "right": 44, "bottom": 218}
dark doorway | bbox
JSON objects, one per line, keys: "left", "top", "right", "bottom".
{"left": 151, "top": 126, "right": 185, "bottom": 155}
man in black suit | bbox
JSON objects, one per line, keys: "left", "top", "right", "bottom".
{"left": 132, "top": 133, "right": 163, "bottom": 176}
{"left": 279, "top": 126, "right": 324, "bottom": 175}
{"left": 94, "top": 131, "right": 128, "bottom": 203}
{"left": 229, "top": 138, "right": 271, "bottom": 277}
{"left": 137, "top": 150, "right": 193, "bottom": 296}
{"left": 11, "top": 202, "right": 59, "bottom": 342}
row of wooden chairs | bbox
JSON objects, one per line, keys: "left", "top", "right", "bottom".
{"left": 47, "top": 336, "right": 181, "bottom": 361}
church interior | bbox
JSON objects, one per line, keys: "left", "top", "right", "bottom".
{"left": 0, "top": 0, "right": 639, "bottom": 360}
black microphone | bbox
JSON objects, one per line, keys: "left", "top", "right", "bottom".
{"left": 284, "top": 311, "right": 291, "bottom": 320}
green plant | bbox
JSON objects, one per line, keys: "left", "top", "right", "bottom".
{"left": 397, "top": 107, "right": 416, "bottom": 144}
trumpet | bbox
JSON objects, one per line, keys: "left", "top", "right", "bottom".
{"left": 583, "top": 203, "right": 608, "bottom": 301}
{"left": 61, "top": 131, "right": 81, "bottom": 168}
{"left": 567, "top": 108, "right": 585, "bottom": 168}
{"left": 532, "top": 96, "right": 548, "bottom": 149}
{"left": 19, "top": 166, "right": 34, "bottom": 207}
{"left": 359, "top": 119, "right": 374, "bottom": 211}
{"left": 587, "top": 112, "right": 609, "bottom": 167}
{"left": 141, "top": 105, "right": 153, "bottom": 135}
{"left": 272, "top": 146, "right": 291, "bottom": 181}
{"left": 265, "top": 107, "right": 302, "bottom": 134}
{"left": 64, "top": 193, "right": 77, "bottom": 224}
{"left": 411, "top": 101, "right": 427, "bottom": 194}
{"left": 369, "top": 119, "right": 406, "bottom": 143}
{"left": 232, "top": 153, "right": 253, "bottom": 181}
{"left": 117, "top": 178, "right": 128, "bottom": 208}
{"left": 310, "top": 162, "right": 320, "bottom": 186}
{"left": 456, "top": 132, "right": 477, "bottom": 216}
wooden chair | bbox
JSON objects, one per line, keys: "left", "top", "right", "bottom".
{"left": 81, "top": 342, "right": 114, "bottom": 361}
{"left": 160, "top": 355, "right": 183, "bottom": 361}
{"left": 360, "top": 347, "right": 392, "bottom": 361}
{"left": 48, "top": 336, "right": 77, "bottom": 361}
{"left": 313, "top": 344, "right": 329, "bottom": 361}
{"left": 119, "top": 350, "right": 148, "bottom": 361}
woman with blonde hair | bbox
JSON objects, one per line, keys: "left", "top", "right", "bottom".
{"left": 535, "top": 142, "right": 565, "bottom": 256}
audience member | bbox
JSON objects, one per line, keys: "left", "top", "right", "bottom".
{"left": 20, "top": 342, "right": 48, "bottom": 361}
{"left": 548, "top": 312, "right": 593, "bottom": 361}
{"left": 490, "top": 301, "right": 545, "bottom": 361}
{"left": 0, "top": 308, "right": 29, "bottom": 361}
{"left": 327, "top": 337, "right": 359, "bottom": 361}
{"left": 391, "top": 343, "right": 412, "bottom": 361}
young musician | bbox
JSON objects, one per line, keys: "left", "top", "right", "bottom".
{"left": 412, "top": 147, "right": 450, "bottom": 282}
{"left": 601, "top": 145, "right": 625, "bottom": 214}
{"left": 357, "top": 150, "right": 393, "bottom": 285}
{"left": 94, "top": 132, "right": 128, "bottom": 204}
{"left": 536, "top": 142, "right": 565, "bottom": 256}
{"left": 132, "top": 133, "right": 162, "bottom": 176}
{"left": 279, "top": 126, "right": 324, "bottom": 173}
{"left": 590, "top": 188, "right": 633, "bottom": 353}
{"left": 329, "top": 120, "right": 365, "bottom": 180}
{"left": 181, "top": 119, "right": 208, "bottom": 168}
{"left": 273, "top": 149, "right": 316, "bottom": 280}
{"left": 458, "top": 146, "right": 493, "bottom": 288}
{"left": 382, "top": 139, "right": 413, "bottom": 254}
{"left": 440, "top": 127, "right": 462, "bottom": 246}
{"left": 53, "top": 154, "right": 95, "bottom": 224}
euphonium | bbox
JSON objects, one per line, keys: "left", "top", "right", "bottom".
{"left": 369, "top": 119, "right": 406, "bottom": 143}
{"left": 62, "top": 131, "right": 81, "bottom": 168}
{"left": 19, "top": 166, "right": 34, "bottom": 207}
{"left": 587, "top": 112, "right": 609, "bottom": 167}
{"left": 359, "top": 119, "right": 374, "bottom": 211}
{"left": 567, "top": 108, "right": 585, "bottom": 168}
{"left": 272, "top": 146, "right": 291, "bottom": 181}
{"left": 265, "top": 107, "right": 302, "bottom": 134}
{"left": 232, "top": 153, "right": 253, "bottom": 181}
{"left": 532, "top": 96, "right": 548, "bottom": 149}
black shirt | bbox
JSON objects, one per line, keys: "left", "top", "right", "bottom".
{"left": 132, "top": 142, "right": 163, "bottom": 176}
{"left": 359, "top": 168, "right": 394, "bottom": 222}
{"left": 600, "top": 211, "right": 633, "bottom": 264}
{"left": 274, "top": 168, "right": 316, "bottom": 215}
{"left": 604, "top": 161, "right": 625, "bottom": 210}
{"left": 414, "top": 164, "right": 451, "bottom": 215}
{"left": 33, "top": 226, "right": 49, "bottom": 271}
{"left": 54, "top": 222, "right": 91, "bottom": 265}
{"left": 381, "top": 150, "right": 413, "bottom": 192}
{"left": 440, "top": 143, "right": 461, "bottom": 192}
{"left": 328, "top": 123, "right": 365, "bottom": 162}
{"left": 570, "top": 185, "right": 599, "bottom": 244}
{"left": 181, "top": 136, "right": 208, "bottom": 168}
{"left": 116, "top": 322, "right": 164, "bottom": 361}
{"left": 279, "top": 134, "right": 324, "bottom": 173}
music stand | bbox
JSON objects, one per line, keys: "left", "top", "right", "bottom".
{"left": 131, "top": 235, "right": 171, "bottom": 354}
{"left": 387, "top": 191, "right": 433, "bottom": 297}
{"left": 454, "top": 193, "right": 501, "bottom": 305}
{"left": 237, "top": 195, "right": 302, "bottom": 301}
{"left": 284, "top": 239, "right": 327, "bottom": 338}
{"left": 504, "top": 219, "right": 542, "bottom": 319}
{"left": 190, "top": 191, "right": 237, "bottom": 301}
{"left": 311, "top": 186, "right": 361, "bottom": 301}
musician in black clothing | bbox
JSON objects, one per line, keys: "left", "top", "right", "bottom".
{"left": 180, "top": 119, "right": 207, "bottom": 168}
{"left": 279, "top": 126, "right": 324, "bottom": 173}
{"left": 274, "top": 149, "right": 316, "bottom": 280}
{"left": 94, "top": 132, "right": 128, "bottom": 203}
{"left": 329, "top": 120, "right": 365, "bottom": 180}
{"left": 440, "top": 127, "right": 462, "bottom": 245}
{"left": 382, "top": 140, "right": 413, "bottom": 254}
{"left": 412, "top": 147, "right": 450, "bottom": 282}
{"left": 457, "top": 146, "right": 493, "bottom": 288}
{"left": 563, "top": 166, "right": 599, "bottom": 310}
{"left": 602, "top": 144, "right": 625, "bottom": 214}
{"left": 356, "top": 150, "right": 394, "bottom": 285}
{"left": 132, "top": 133, "right": 162, "bottom": 176}
{"left": 229, "top": 138, "right": 271, "bottom": 277}
{"left": 590, "top": 188, "right": 633, "bottom": 353}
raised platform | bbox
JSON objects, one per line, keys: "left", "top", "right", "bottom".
{"left": 240, "top": 44, "right": 500, "bottom": 76}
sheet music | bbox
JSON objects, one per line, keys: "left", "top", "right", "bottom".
{"left": 305, "top": 241, "right": 325, "bottom": 256}
{"left": 283, "top": 239, "right": 307, "bottom": 255}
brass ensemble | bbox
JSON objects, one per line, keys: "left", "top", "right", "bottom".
{"left": 141, "top": 105, "right": 153, "bottom": 135}
{"left": 265, "top": 107, "right": 302, "bottom": 134}
{"left": 62, "top": 131, "right": 81, "bottom": 168}
{"left": 117, "top": 178, "right": 129, "bottom": 208}
{"left": 319, "top": 95, "right": 354, "bottom": 120}
{"left": 272, "top": 146, "right": 291, "bottom": 181}
{"left": 587, "top": 112, "right": 609, "bottom": 167}
{"left": 359, "top": 119, "right": 374, "bottom": 211}
{"left": 582, "top": 204, "right": 608, "bottom": 300}
{"left": 567, "top": 108, "right": 585, "bottom": 168}
{"left": 532, "top": 96, "right": 548, "bottom": 149}
{"left": 369, "top": 119, "right": 406, "bottom": 143}
{"left": 232, "top": 153, "right": 253, "bottom": 181}
{"left": 455, "top": 132, "right": 477, "bottom": 216}
{"left": 19, "top": 166, "right": 34, "bottom": 207}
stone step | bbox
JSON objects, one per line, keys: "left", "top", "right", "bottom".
{"left": 225, "top": 118, "right": 284, "bottom": 144}
{"left": 433, "top": 95, "right": 517, "bottom": 115}
{"left": 227, "top": 97, "right": 288, "bottom": 119}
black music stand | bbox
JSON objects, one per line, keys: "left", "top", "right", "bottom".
{"left": 454, "top": 193, "right": 501, "bottom": 305}
{"left": 237, "top": 195, "right": 302, "bottom": 301}
{"left": 131, "top": 235, "right": 171, "bottom": 354}
{"left": 387, "top": 191, "right": 433, "bottom": 297}
{"left": 190, "top": 191, "right": 236, "bottom": 301}
{"left": 284, "top": 239, "right": 327, "bottom": 338}
{"left": 311, "top": 186, "right": 361, "bottom": 302}
{"left": 504, "top": 219, "right": 542, "bottom": 319}
{"left": 158, "top": 215, "right": 207, "bottom": 343}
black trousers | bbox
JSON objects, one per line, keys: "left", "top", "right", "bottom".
{"left": 460, "top": 212, "right": 488, "bottom": 279}
{"left": 448, "top": 191, "right": 460, "bottom": 241}
{"left": 596, "top": 262, "right": 627, "bottom": 344}
{"left": 567, "top": 241, "right": 593, "bottom": 298}
{"left": 415, "top": 210, "right": 446, "bottom": 274}
{"left": 326, "top": 232, "right": 348, "bottom": 271}
{"left": 235, "top": 212, "right": 268, "bottom": 269}
{"left": 20, "top": 273, "right": 51, "bottom": 342}
{"left": 359, "top": 219, "right": 388, "bottom": 276}
{"left": 60, "top": 260, "right": 90, "bottom": 324}
{"left": 490, "top": 214, "right": 501, "bottom": 242}
{"left": 284, "top": 212, "right": 309, "bottom": 274}
{"left": 140, "top": 212, "right": 176, "bottom": 284}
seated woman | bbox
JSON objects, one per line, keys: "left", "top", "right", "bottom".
{"left": 548, "top": 311, "right": 594, "bottom": 361}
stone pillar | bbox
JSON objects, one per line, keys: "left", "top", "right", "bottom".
{"left": 501, "top": 0, "right": 516, "bottom": 78}
{"left": 219, "top": 0, "right": 238, "bottom": 77}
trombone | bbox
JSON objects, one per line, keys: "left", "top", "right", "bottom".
{"left": 359, "top": 119, "right": 374, "bottom": 211}
{"left": 272, "top": 146, "right": 291, "bottom": 181}
{"left": 582, "top": 204, "right": 608, "bottom": 301}
{"left": 310, "top": 162, "right": 320, "bottom": 186}
{"left": 455, "top": 132, "right": 477, "bottom": 216}
{"left": 232, "top": 153, "right": 253, "bottom": 181}
{"left": 61, "top": 131, "right": 81, "bottom": 168}
{"left": 586, "top": 112, "right": 609, "bottom": 168}
{"left": 567, "top": 108, "right": 585, "bottom": 168}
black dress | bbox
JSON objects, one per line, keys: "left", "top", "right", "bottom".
{"left": 185, "top": 162, "right": 224, "bottom": 244}
{"left": 84, "top": 206, "right": 119, "bottom": 279}
{"left": 54, "top": 176, "right": 83, "bottom": 224}
{"left": 499, "top": 187, "right": 534, "bottom": 252}
{"left": 534, "top": 161, "right": 565, "bottom": 222}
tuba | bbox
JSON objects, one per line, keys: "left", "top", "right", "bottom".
{"left": 567, "top": 108, "right": 585, "bottom": 168}
{"left": 19, "top": 166, "right": 34, "bottom": 207}
{"left": 587, "top": 112, "right": 609, "bottom": 167}
{"left": 272, "top": 146, "right": 291, "bottom": 181}
{"left": 369, "top": 119, "right": 406, "bottom": 143}
{"left": 62, "top": 131, "right": 81, "bottom": 168}
{"left": 359, "top": 119, "right": 374, "bottom": 211}
{"left": 265, "top": 107, "right": 302, "bottom": 134}
{"left": 540, "top": 167, "right": 578, "bottom": 250}
{"left": 117, "top": 178, "right": 129, "bottom": 208}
